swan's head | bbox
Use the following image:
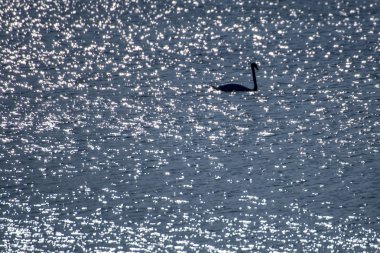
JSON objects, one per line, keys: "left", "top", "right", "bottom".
{"left": 251, "top": 62, "right": 259, "bottom": 70}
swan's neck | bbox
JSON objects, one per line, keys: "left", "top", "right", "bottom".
{"left": 252, "top": 67, "right": 258, "bottom": 91}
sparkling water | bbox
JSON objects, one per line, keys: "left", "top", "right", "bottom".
{"left": 1, "top": 0, "right": 379, "bottom": 252}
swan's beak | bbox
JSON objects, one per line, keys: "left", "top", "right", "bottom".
{"left": 251, "top": 63, "right": 259, "bottom": 70}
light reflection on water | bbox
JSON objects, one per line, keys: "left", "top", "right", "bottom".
{"left": 1, "top": 0, "right": 379, "bottom": 252}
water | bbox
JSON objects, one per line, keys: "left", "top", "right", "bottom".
{"left": 1, "top": 0, "right": 379, "bottom": 252}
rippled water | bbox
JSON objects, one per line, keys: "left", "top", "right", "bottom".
{"left": 1, "top": 0, "right": 379, "bottom": 252}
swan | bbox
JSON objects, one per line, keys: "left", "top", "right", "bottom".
{"left": 212, "top": 62, "right": 259, "bottom": 92}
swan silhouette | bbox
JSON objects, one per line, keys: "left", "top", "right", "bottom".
{"left": 212, "top": 63, "right": 259, "bottom": 92}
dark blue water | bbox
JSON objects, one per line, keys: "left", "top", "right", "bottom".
{"left": 1, "top": 0, "right": 379, "bottom": 252}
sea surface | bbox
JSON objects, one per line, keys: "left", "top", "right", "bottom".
{"left": 1, "top": 0, "right": 379, "bottom": 252}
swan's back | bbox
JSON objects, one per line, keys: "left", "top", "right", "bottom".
{"left": 213, "top": 83, "right": 252, "bottom": 92}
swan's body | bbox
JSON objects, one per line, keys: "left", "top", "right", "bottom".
{"left": 212, "top": 63, "right": 259, "bottom": 92}
{"left": 213, "top": 83, "right": 252, "bottom": 92}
